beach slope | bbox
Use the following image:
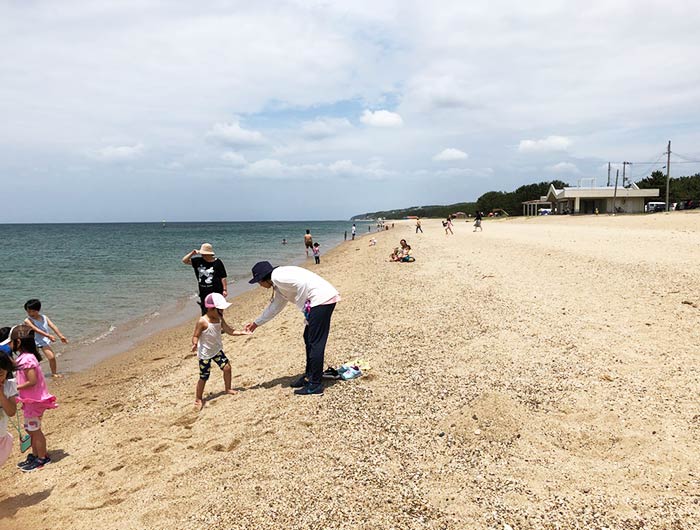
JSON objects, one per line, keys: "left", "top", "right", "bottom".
{"left": 1, "top": 214, "right": 699, "bottom": 529}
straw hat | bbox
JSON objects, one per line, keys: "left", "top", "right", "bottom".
{"left": 197, "top": 243, "right": 215, "bottom": 256}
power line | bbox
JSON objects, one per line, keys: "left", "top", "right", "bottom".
{"left": 672, "top": 151, "right": 700, "bottom": 163}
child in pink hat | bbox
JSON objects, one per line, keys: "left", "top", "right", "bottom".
{"left": 190, "top": 293, "right": 250, "bottom": 411}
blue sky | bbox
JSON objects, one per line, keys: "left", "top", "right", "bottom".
{"left": 2, "top": 0, "right": 700, "bottom": 222}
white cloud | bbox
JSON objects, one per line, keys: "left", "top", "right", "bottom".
{"left": 207, "top": 120, "right": 265, "bottom": 147}
{"left": 300, "top": 117, "right": 352, "bottom": 139}
{"left": 518, "top": 136, "right": 572, "bottom": 153}
{"left": 433, "top": 148, "right": 468, "bottom": 162}
{"left": 328, "top": 159, "right": 394, "bottom": 179}
{"left": 360, "top": 110, "right": 403, "bottom": 128}
{"left": 548, "top": 162, "right": 580, "bottom": 174}
{"left": 220, "top": 151, "right": 247, "bottom": 167}
{"left": 2, "top": 1, "right": 700, "bottom": 221}
{"left": 94, "top": 143, "right": 144, "bottom": 161}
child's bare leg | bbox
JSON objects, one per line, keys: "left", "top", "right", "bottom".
{"left": 223, "top": 364, "right": 236, "bottom": 394}
{"left": 195, "top": 379, "right": 206, "bottom": 411}
{"left": 44, "top": 347, "right": 61, "bottom": 377}
{"left": 30, "top": 430, "right": 47, "bottom": 459}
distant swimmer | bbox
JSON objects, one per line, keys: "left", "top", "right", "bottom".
{"left": 282, "top": 238, "right": 287, "bottom": 245}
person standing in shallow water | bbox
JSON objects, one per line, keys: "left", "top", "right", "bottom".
{"left": 182, "top": 243, "right": 228, "bottom": 315}
{"left": 244, "top": 262, "right": 340, "bottom": 395}
{"left": 304, "top": 229, "right": 313, "bottom": 258}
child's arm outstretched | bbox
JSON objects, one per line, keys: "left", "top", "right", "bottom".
{"left": 46, "top": 316, "right": 68, "bottom": 343}
{"left": 220, "top": 316, "right": 252, "bottom": 336}
{"left": 191, "top": 317, "right": 206, "bottom": 352}
{"left": 23, "top": 318, "right": 55, "bottom": 342}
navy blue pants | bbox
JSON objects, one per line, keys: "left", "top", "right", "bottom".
{"left": 303, "top": 303, "right": 336, "bottom": 384}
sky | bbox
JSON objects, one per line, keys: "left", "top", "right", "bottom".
{"left": 2, "top": 0, "right": 700, "bottom": 222}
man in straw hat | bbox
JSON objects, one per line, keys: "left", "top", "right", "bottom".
{"left": 244, "top": 261, "right": 340, "bottom": 395}
{"left": 182, "top": 243, "right": 228, "bottom": 315}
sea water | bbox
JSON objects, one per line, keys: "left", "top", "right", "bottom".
{"left": 0, "top": 221, "right": 371, "bottom": 371}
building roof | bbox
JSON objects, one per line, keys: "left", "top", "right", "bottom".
{"left": 546, "top": 183, "right": 659, "bottom": 202}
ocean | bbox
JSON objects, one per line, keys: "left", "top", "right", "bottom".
{"left": 1, "top": 221, "right": 372, "bottom": 371}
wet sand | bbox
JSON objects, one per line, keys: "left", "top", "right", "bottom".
{"left": 1, "top": 213, "right": 699, "bottom": 529}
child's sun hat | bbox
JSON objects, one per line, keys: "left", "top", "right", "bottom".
{"left": 204, "top": 293, "right": 231, "bottom": 310}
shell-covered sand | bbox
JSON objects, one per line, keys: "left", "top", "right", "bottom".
{"left": 1, "top": 214, "right": 699, "bottom": 529}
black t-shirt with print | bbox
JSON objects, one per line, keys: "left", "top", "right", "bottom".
{"left": 191, "top": 256, "right": 227, "bottom": 294}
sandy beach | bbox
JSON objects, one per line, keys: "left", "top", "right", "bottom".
{"left": 1, "top": 213, "right": 699, "bottom": 529}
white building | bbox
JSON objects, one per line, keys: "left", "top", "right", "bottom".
{"left": 543, "top": 182, "right": 660, "bottom": 214}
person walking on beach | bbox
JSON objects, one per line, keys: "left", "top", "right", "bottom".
{"left": 23, "top": 299, "right": 68, "bottom": 378}
{"left": 312, "top": 242, "right": 321, "bottom": 264}
{"left": 304, "top": 230, "right": 313, "bottom": 258}
{"left": 244, "top": 262, "right": 340, "bottom": 395}
{"left": 474, "top": 211, "right": 483, "bottom": 232}
{"left": 10, "top": 325, "right": 57, "bottom": 472}
{"left": 351, "top": 224, "right": 356, "bottom": 240}
{"left": 191, "top": 293, "right": 249, "bottom": 411}
{"left": 415, "top": 218, "right": 423, "bottom": 233}
{"left": 442, "top": 219, "right": 453, "bottom": 235}
{"left": 182, "top": 243, "right": 228, "bottom": 315}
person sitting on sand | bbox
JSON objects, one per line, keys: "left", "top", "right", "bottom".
{"left": 400, "top": 245, "right": 415, "bottom": 262}
{"left": 390, "top": 239, "right": 409, "bottom": 261}
{"left": 191, "top": 293, "right": 250, "bottom": 411}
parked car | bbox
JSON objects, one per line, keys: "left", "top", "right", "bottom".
{"left": 645, "top": 201, "right": 665, "bottom": 213}
{"left": 677, "top": 200, "right": 699, "bottom": 210}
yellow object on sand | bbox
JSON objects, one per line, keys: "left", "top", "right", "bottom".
{"left": 349, "top": 358, "right": 371, "bottom": 371}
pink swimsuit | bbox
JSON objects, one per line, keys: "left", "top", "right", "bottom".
{"left": 15, "top": 353, "right": 57, "bottom": 418}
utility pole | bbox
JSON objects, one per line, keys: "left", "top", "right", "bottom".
{"left": 622, "top": 161, "right": 631, "bottom": 187}
{"left": 607, "top": 162, "right": 611, "bottom": 187}
{"left": 612, "top": 169, "right": 619, "bottom": 214}
{"left": 665, "top": 140, "right": 671, "bottom": 212}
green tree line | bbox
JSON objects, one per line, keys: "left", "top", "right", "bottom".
{"left": 352, "top": 172, "right": 700, "bottom": 219}
{"left": 636, "top": 171, "right": 700, "bottom": 204}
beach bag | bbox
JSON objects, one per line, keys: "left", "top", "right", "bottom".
{"left": 10, "top": 416, "right": 31, "bottom": 453}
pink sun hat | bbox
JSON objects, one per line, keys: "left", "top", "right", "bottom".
{"left": 204, "top": 292, "right": 231, "bottom": 310}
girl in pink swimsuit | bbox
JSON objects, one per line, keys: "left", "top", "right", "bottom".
{"left": 11, "top": 325, "right": 57, "bottom": 472}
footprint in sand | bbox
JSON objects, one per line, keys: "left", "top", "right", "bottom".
{"left": 172, "top": 415, "right": 198, "bottom": 427}
{"left": 211, "top": 439, "right": 241, "bottom": 452}
{"left": 111, "top": 464, "right": 125, "bottom": 472}
{"left": 153, "top": 443, "right": 169, "bottom": 453}
{"left": 77, "top": 497, "right": 125, "bottom": 511}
